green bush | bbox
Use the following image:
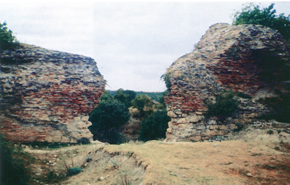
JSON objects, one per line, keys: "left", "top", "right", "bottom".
{"left": 44, "top": 170, "right": 66, "bottom": 183}
{"left": 161, "top": 73, "right": 172, "bottom": 92}
{"left": 138, "top": 109, "right": 171, "bottom": 142}
{"left": 0, "top": 134, "right": 31, "bottom": 185}
{"left": 206, "top": 91, "right": 239, "bottom": 120}
{"left": 131, "top": 94, "right": 153, "bottom": 117}
{"left": 233, "top": 123, "right": 245, "bottom": 132}
{"left": 88, "top": 99, "right": 130, "bottom": 144}
{"left": 67, "top": 167, "right": 82, "bottom": 176}
{"left": 267, "top": 129, "right": 274, "bottom": 135}
{"left": 236, "top": 92, "right": 251, "bottom": 99}
{"left": 0, "top": 22, "right": 19, "bottom": 51}
{"left": 259, "top": 92, "right": 290, "bottom": 123}
{"left": 233, "top": 3, "right": 290, "bottom": 44}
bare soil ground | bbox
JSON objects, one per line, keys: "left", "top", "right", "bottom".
{"left": 25, "top": 128, "right": 290, "bottom": 185}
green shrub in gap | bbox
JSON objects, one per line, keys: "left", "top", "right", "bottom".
{"left": 138, "top": 109, "right": 171, "bottom": 142}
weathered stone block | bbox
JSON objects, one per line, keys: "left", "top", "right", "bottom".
{"left": 219, "top": 125, "right": 228, "bottom": 130}
{"left": 177, "top": 118, "right": 188, "bottom": 124}
{"left": 167, "top": 111, "right": 177, "bottom": 118}
{"left": 201, "top": 136, "right": 210, "bottom": 140}
{"left": 196, "top": 125, "right": 206, "bottom": 130}
{"left": 175, "top": 111, "right": 182, "bottom": 115}
{"left": 45, "top": 137, "right": 53, "bottom": 143}
{"left": 208, "top": 119, "right": 217, "bottom": 125}
{"left": 210, "top": 130, "right": 218, "bottom": 136}
{"left": 188, "top": 136, "right": 201, "bottom": 141}
{"left": 81, "top": 116, "right": 89, "bottom": 121}
{"left": 209, "top": 125, "right": 218, "bottom": 130}
{"left": 181, "top": 114, "right": 187, "bottom": 118}
{"left": 203, "top": 129, "right": 211, "bottom": 137}
{"left": 61, "top": 136, "right": 70, "bottom": 143}
{"left": 229, "top": 124, "right": 238, "bottom": 130}
{"left": 218, "top": 130, "right": 228, "bottom": 136}
{"left": 188, "top": 113, "right": 200, "bottom": 123}
{"left": 52, "top": 136, "right": 62, "bottom": 143}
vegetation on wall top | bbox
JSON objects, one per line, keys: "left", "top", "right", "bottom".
{"left": 160, "top": 73, "right": 172, "bottom": 92}
{"left": 233, "top": 3, "right": 290, "bottom": 44}
{"left": 0, "top": 21, "right": 19, "bottom": 51}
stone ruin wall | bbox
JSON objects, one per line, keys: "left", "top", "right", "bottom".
{"left": 0, "top": 44, "right": 106, "bottom": 143}
{"left": 165, "top": 23, "right": 290, "bottom": 142}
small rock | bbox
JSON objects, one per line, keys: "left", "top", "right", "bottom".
{"left": 98, "top": 177, "right": 105, "bottom": 181}
{"left": 213, "top": 144, "right": 218, "bottom": 147}
{"left": 247, "top": 173, "right": 253, "bottom": 177}
{"left": 215, "top": 138, "right": 222, "bottom": 142}
{"left": 167, "top": 111, "right": 177, "bottom": 118}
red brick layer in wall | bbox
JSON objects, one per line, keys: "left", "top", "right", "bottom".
{"left": 47, "top": 87, "right": 103, "bottom": 114}
{"left": 0, "top": 117, "right": 54, "bottom": 143}
{"left": 207, "top": 57, "right": 261, "bottom": 94}
{"left": 1, "top": 84, "right": 104, "bottom": 142}
{"left": 165, "top": 93, "right": 205, "bottom": 113}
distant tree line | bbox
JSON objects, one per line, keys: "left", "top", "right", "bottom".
{"left": 107, "top": 90, "right": 164, "bottom": 102}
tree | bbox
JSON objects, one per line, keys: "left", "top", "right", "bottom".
{"left": 124, "top": 90, "right": 136, "bottom": 103}
{"left": 0, "top": 22, "right": 19, "bottom": 51}
{"left": 88, "top": 99, "right": 130, "bottom": 144}
{"left": 158, "top": 91, "right": 167, "bottom": 108}
{"left": 99, "top": 90, "right": 114, "bottom": 101}
{"left": 233, "top": 3, "right": 290, "bottom": 44}
{"left": 131, "top": 94, "right": 152, "bottom": 117}
{"left": 114, "top": 89, "right": 136, "bottom": 108}
{"left": 138, "top": 109, "right": 170, "bottom": 142}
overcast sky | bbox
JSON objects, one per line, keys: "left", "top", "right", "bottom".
{"left": 1, "top": 1, "right": 290, "bottom": 92}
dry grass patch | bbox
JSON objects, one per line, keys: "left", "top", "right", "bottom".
{"left": 24, "top": 128, "right": 290, "bottom": 185}
{"left": 103, "top": 140, "right": 287, "bottom": 185}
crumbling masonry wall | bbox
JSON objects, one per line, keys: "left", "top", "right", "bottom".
{"left": 0, "top": 44, "right": 106, "bottom": 143}
{"left": 165, "top": 23, "right": 290, "bottom": 142}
